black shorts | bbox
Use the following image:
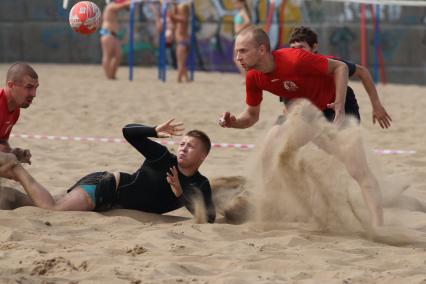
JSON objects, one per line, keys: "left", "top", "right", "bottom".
{"left": 67, "top": 171, "right": 117, "bottom": 212}
{"left": 322, "top": 87, "right": 361, "bottom": 122}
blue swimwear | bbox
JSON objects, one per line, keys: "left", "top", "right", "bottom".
{"left": 234, "top": 12, "right": 244, "bottom": 25}
{"left": 80, "top": 184, "right": 96, "bottom": 205}
{"left": 177, "top": 40, "right": 190, "bottom": 47}
{"left": 99, "top": 28, "right": 117, "bottom": 38}
{"left": 67, "top": 171, "right": 117, "bottom": 212}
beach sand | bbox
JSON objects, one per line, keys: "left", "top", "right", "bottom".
{"left": 0, "top": 64, "right": 425, "bottom": 283}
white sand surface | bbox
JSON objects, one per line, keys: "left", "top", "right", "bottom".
{"left": 0, "top": 64, "right": 425, "bottom": 283}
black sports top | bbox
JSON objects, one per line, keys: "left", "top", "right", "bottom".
{"left": 116, "top": 124, "right": 216, "bottom": 223}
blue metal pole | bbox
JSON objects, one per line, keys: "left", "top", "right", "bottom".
{"left": 373, "top": 4, "right": 379, "bottom": 84}
{"left": 128, "top": 0, "right": 135, "bottom": 81}
{"left": 158, "top": 0, "right": 167, "bottom": 82}
{"left": 189, "top": 2, "right": 196, "bottom": 81}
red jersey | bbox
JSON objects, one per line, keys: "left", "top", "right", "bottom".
{"left": 246, "top": 48, "right": 335, "bottom": 110}
{"left": 0, "top": 89, "right": 20, "bottom": 140}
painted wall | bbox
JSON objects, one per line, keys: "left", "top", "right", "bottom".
{"left": 0, "top": 0, "right": 425, "bottom": 84}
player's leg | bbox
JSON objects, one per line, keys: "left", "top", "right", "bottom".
{"left": 176, "top": 42, "right": 189, "bottom": 82}
{"left": 109, "top": 38, "right": 122, "bottom": 80}
{"left": 314, "top": 130, "right": 383, "bottom": 227}
{"left": 101, "top": 35, "right": 116, "bottom": 79}
{"left": 5, "top": 163, "right": 94, "bottom": 211}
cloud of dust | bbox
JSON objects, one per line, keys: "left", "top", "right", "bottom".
{"left": 249, "top": 100, "right": 368, "bottom": 234}
{"left": 216, "top": 99, "right": 426, "bottom": 246}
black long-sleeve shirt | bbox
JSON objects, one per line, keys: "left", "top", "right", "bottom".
{"left": 116, "top": 124, "right": 216, "bottom": 223}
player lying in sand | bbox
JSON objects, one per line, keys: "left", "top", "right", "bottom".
{"left": 0, "top": 119, "right": 216, "bottom": 223}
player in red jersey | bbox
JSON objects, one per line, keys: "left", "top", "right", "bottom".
{"left": 288, "top": 26, "right": 392, "bottom": 128}
{"left": 219, "top": 26, "right": 383, "bottom": 227}
{"left": 219, "top": 26, "right": 349, "bottom": 128}
{"left": 0, "top": 63, "right": 38, "bottom": 164}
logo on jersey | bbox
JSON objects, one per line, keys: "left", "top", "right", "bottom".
{"left": 283, "top": 81, "right": 299, "bottom": 92}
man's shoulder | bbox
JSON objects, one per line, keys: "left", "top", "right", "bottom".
{"left": 190, "top": 172, "right": 210, "bottom": 187}
{"left": 273, "top": 47, "right": 299, "bottom": 57}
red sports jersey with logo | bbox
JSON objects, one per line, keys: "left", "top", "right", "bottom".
{"left": 0, "top": 89, "right": 20, "bottom": 140}
{"left": 245, "top": 48, "right": 335, "bottom": 110}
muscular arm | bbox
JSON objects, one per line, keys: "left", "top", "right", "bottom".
{"left": 353, "top": 64, "right": 392, "bottom": 128}
{"left": 122, "top": 124, "right": 168, "bottom": 161}
{"left": 0, "top": 140, "right": 12, "bottom": 153}
{"left": 222, "top": 105, "right": 261, "bottom": 129}
{"left": 327, "top": 58, "right": 348, "bottom": 124}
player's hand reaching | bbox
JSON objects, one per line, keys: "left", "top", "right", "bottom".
{"left": 372, "top": 104, "right": 392, "bottom": 129}
{"left": 166, "top": 166, "right": 183, "bottom": 197}
{"left": 327, "top": 101, "right": 345, "bottom": 126}
{"left": 12, "top": 148, "right": 32, "bottom": 165}
{"left": 155, "top": 118, "right": 185, "bottom": 138}
{"left": 218, "top": 112, "right": 236, "bottom": 128}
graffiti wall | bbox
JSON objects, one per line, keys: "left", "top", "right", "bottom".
{"left": 0, "top": 0, "right": 425, "bottom": 83}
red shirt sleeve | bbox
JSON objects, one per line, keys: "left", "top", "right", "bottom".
{"left": 293, "top": 49, "right": 329, "bottom": 76}
{"left": 3, "top": 110, "right": 20, "bottom": 140}
{"left": 245, "top": 71, "right": 263, "bottom": 106}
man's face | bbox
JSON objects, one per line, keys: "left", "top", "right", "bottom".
{"left": 290, "top": 41, "right": 316, "bottom": 53}
{"left": 234, "top": 34, "right": 263, "bottom": 71}
{"left": 9, "top": 75, "right": 39, "bottom": 108}
{"left": 177, "top": 136, "right": 207, "bottom": 169}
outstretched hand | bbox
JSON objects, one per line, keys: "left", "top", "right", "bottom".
{"left": 327, "top": 101, "right": 345, "bottom": 126}
{"left": 155, "top": 118, "right": 185, "bottom": 138}
{"left": 218, "top": 112, "right": 236, "bottom": 128}
{"left": 372, "top": 104, "right": 392, "bottom": 129}
{"left": 166, "top": 166, "right": 183, "bottom": 197}
{"left": 12, "top": 148, "right": 32, "bottom": 165}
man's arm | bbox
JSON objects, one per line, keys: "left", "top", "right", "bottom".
{"left": 123, "top": 119, "right": 183, "bottom": 161}
{"left": 219, "top": 105, "right": 260, "bottom": 129}
{"left": 168, "top": 167, "right": 216, "bottom": 223}
{"left": 0, "top": 140, "right": 31, "bottom": 164}
{"left": 353, "top": 64, "right": 392, "bottom": 128}
{"left": 327, "top": 58, "right": 348, "bottom": 125}
{"left": 122, "top": 124, "right": 167, "bottom": 161}
{"left": 0, "top": 140, "right": 12, "bottom": 152}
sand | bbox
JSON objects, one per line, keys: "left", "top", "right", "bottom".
{"left": 0, "top": 64, "right": 425, "bottom": 283}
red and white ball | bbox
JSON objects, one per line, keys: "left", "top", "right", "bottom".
{"left": 69, "top": 1, "right": 101, "bottom": 35}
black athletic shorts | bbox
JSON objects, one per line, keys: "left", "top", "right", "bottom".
{"left": 67, "top": 171, "right": 117, "bottom": 212}
{"left": 322, "top": 86, "right": 361, "bottom": 122}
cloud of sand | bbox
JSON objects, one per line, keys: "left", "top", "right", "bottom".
{"left": 239, "top": 100, "right": 426, "bottom": 246}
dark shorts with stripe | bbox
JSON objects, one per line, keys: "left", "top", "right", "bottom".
{"left": 67, "top": 171, "right": 117, "bottom": 212}
{"left": 322, "top": 86, "right": 361, "bottom": 122}
{"left": 279, "top": 86, "right": 361, "bottom": 123}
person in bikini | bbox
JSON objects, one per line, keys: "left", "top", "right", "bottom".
{"left": 100, "top": 0, "right": 132, "bottom": 79}
{"left": 0, "top": 118, "right": 216, "bottom": 223}
{"left": 169, "top": 1, "right": 191, "bottom": 82}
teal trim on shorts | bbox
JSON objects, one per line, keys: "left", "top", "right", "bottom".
{"left": 80, "top": 184, "right": 96, "bottom": 205}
